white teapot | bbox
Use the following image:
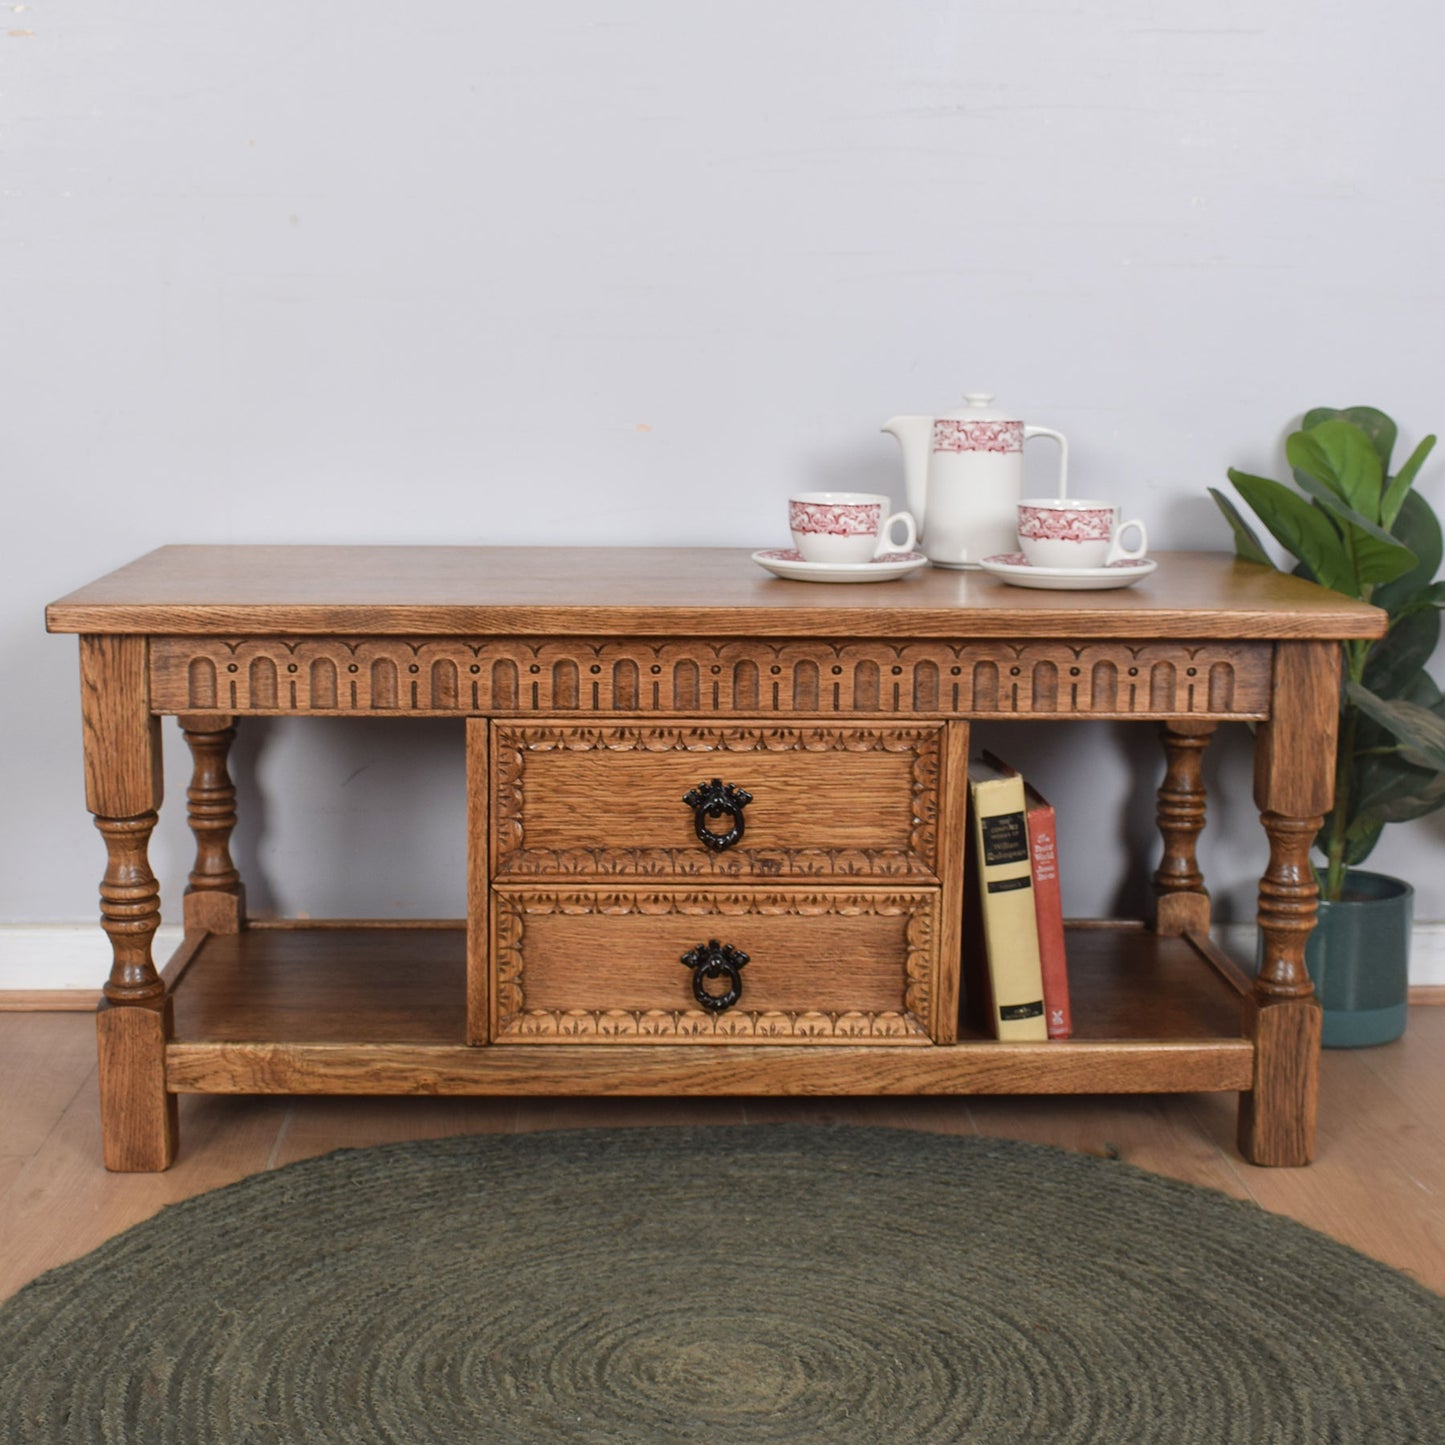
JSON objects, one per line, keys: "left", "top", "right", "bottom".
{"left": 882, "top": 393, "right": 1069, "bottom": 568}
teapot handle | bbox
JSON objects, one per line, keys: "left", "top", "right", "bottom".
{"left": 1024, "top": 426, "right": 1070, "bottom": 500}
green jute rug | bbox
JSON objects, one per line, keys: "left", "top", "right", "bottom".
{"left": 1, "top": 1126, "right": 1442, "bottom": 1443}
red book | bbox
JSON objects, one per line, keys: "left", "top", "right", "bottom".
{"left": 982, "top": 755, "right": 1072, "bottom": 1039}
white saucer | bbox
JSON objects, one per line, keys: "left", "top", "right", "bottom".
{"left": 978, "top": 552, "right": 1158, "bottom": 591}
{"left": 751, "top": 548, "right": 930, "bottom": 584}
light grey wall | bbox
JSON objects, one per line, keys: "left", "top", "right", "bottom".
{"left": 6, "top": 2, "right": 1445, "bottom": 974}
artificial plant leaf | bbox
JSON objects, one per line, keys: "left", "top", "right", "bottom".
{"left": 1350, "top": 767, "right": 1445, "bottom": 832}
{"left": 1371, "top": 489, "right": 1444, "bottom": 617}
{"left": 1225, "top": 469, "right": 1357, "bottom": 595}
{"left": 1315, "top": 780, "right": 1382, "bottom": 866}
{"left": 1357, "top": 785, "right": 1445, "bottom": 828}
{"left": 1343, "top": 820, "right": 1384, "bottom": 868}
{"left": 1352, "top": 750, "right": 1405, "bottom": 809}
{"left": 1384, "top": 582, "right": 1445, "bottom": 624}
{"left": 1302, "top": 406, "right": 1397, "bottom": 476}
{"left": 1363, "top": 608, "right": 1440, "bottom": 698}
{"left": 1287, "top": 420, "right": 1384, "bottom": 522}
{"left": 1338, "top": 750, "right": 1442, "bottom": 865}
{"left": 1353, "top": 740, "right": 1439, "bottom": 799}
{"left": 1290, "top": 477, "right": 1417, "bottom": 586}
{"left": 1346, "top": 681, "right": 1445, "bottom": 770}
{"left": 1381, "top": 434, "right": 1438, "bottom": 530}
{"left": 1207, "top": 487, "right": 1275, "bottom": 567}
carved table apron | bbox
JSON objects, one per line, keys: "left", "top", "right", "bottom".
{"left": 46, "top": 546, "right": 1386, "bottom": 1171}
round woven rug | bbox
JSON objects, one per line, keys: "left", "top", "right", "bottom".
{"left": 1, "top": 1125, "right": 1441, "bottom": 1443}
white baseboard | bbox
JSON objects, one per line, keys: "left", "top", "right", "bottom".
{"left": 1410, "top": 927, "right": 1445, "bottom": 986}
{"left": 0, "top": 924, "right": 186, "bottom": 993}
{"left": 2, "top": 921, "right": 1443, "bottom": 996}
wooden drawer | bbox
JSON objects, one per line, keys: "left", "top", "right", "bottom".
{"left": 490, "top": 721, "right": 943, "bottom": 882}
{"left": 491, "top": 887, "right": 939, "bottom": 1043}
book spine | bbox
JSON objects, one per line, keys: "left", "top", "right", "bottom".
{"left": 1025, "top": 799, "right": 1072, "bottom": 1039}
{"left": 969, "top": 775, "right": 1048, "bottom": 1041}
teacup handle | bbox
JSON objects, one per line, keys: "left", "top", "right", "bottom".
{"left": 874, "top": 510, "right": 917, "bottom": 557}
{"left": 1106, "top": 518, "right": 1148, "bottom": 564}
{"left": 1024, "top": 426, "right": 1070, "bottom": 500}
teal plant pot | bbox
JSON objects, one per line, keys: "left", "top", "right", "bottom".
{"left": 1307, "top": 871, "right": 1413, "bottom": 1048}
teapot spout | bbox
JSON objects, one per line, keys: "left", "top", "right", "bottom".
{"left": 881, "top": 415, "right": 933, "bottom": 527}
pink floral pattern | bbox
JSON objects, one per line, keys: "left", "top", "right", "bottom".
{"left": 760, "top": 549, "right": 924, "bottom": 565}
{"left": 932, "top": 419, "right": 1023, "bottom": 454}
{"left": 1017, "top": 505, "right": 1113, "bottom": 542}
{"left": 988, "top": 551, "right": 1144, "bottom": 570}
{"left": 789, "top": 499, "right": 880, "bottom": 536}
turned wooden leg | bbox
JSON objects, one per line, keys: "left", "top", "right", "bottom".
{"left": 94, "top": 816, "right": 179, "bottom": 1170}
{"left": 1239, "top": 642, "right": 1338, "bottom": 1167}
{"left": 1239, "top": 811, "right": 1324, "bottom": 1166}
{"left": 179, "top": 713, "right": 246, "bottom": 934}
{"left": 96, "top": 812, "right": 166, "bottom": 1006}
{"left": 1153, "top": 721, "right": 1215, "bottom": 936}
{"left": 81, "top": 636, "right": 177, "bottom": 1171}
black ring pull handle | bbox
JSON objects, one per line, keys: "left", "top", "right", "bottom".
{"left": 680, "top": 940, "right": 750, "bottom": 1012}
{"left": 682, "top": 779, "right": 753, "bottom": 852}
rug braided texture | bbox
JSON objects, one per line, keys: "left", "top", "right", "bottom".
{"left": 1, "top": 1124, "right": 1441, "bottom": 1443}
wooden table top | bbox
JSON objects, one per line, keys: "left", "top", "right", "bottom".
{"left": 46, "top": 546, "right": 1387, "bottom": 641}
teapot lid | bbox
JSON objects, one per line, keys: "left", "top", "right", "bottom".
{"left": 940, "top": 391, "right": 1015, "bottom": 422}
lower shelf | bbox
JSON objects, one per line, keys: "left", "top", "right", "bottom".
{"left": 162, "top": 920, "right": 1255, "bottom": 1097}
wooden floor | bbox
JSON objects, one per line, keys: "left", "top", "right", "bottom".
{"left": 3, "top": 1008, "right": 1443, "bottom": 1302}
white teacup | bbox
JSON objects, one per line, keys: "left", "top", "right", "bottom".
{"left": 1017, "top": 498, "right": 1148, "bottom": 570}
{"left": 789, "top": 491, "right": 917, "bottom": 564}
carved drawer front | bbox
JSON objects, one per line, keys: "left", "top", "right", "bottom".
{"left": 491, "top": 722, "right": 942, "bottom": 881}
{"left": 491, "top": 888, "right": 938, "bottom": 1044}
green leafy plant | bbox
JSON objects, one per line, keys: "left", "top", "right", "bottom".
{"left": 1211, "top": 406, "right": 1445, "bottom": 901}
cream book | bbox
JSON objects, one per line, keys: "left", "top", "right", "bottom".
{"left": 981, "top": 751, "right": 1072, "bottom": 1039}
{"left": 964, "top": 758, "right": 1048, "bottom": 1041}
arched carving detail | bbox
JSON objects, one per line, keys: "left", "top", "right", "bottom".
{"left": 733, "top": 659, "right": 759, "bottom": 710}
{"left": 1091, "top": 660, "right": 1118, "bottom": 711}
{"left": 972, "top": 661, "right": 1000, "bottom": 711}
{"left": 431, "top": 659, "right": 459, "bottom": 709}
{"left": 310, "top": 657, "right": 338, "bottom": 708}
{"left": 612, "top": 659, "right": 639, "bottom": 710}
{"left": 912, "top": 660, "right": 939, "bottom": 712}
{"left": 673, "top": 659, "right": 699, "bottom": 710}
{"left": 491, "top": 659, "right": 518, "bottom": 710}
{"left": 187, "top": 657, "right": 217, "bottom": 710}
{"left": 150, "top": 637, "right": 1272, "bottom": 719}
{"left": 248, "top": 657, "right": 277, "bottom": 709}
{"left": 370, "top": 657, "right": 398, "bottom": 709}
{"left": 1209, "top": 661, "right": 1235, "bottom": 713}
{"left": 553, "top": 659, "right": 579, "bottom": 709}
{"left": 1150, "top": 661, "right": 1176, "bottom": 712}
{"left": 792, "top": 659, "right": 820, "bottom": 711}
{"left": 1032, "top": 661, "right": 1058, "bottom": 711}
{"left": 854, "top": 659, "right": 881, "bottom": 711}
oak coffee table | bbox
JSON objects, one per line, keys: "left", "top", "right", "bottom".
{"left": 46, "top": 546, "right": 1385, "bottom": 1171}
